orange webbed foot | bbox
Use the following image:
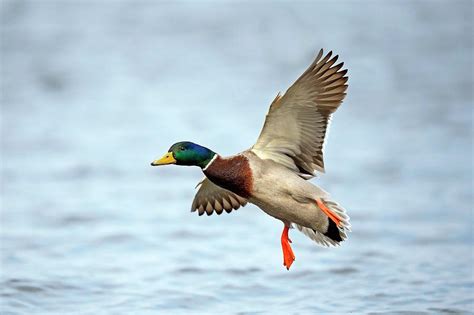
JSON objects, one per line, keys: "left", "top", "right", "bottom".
{"left": 281, "top": 225, "right": 295, "bottom": 270}
{"left": 316, "top": 198, "right": 342, "bottom": 227}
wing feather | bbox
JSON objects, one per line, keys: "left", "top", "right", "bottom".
{"left": 191, "top": 178, "right": 247, "bottom": 216}
{"left": 251, "top": 49, "right": 348, "bottom": 178}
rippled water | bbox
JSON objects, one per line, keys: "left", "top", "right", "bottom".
{"left": 1, "top": 1, "right": 473, "bottom": 314}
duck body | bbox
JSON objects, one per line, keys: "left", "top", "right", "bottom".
{"left": 246, "top": 152, "right": 329, "bottom": 230}
{"left": 203, "top": 151, "right": 346, "bottom": 246}
{"left": 151, "top": 49, "right": 351, "bottom": 269}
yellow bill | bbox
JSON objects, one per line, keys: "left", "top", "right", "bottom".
{"left": 151, "top": 152, "right": 176, "bottom": 166}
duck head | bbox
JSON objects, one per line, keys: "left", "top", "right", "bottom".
{"left": 151, "top": 141, "right": 216, "bottom": 168}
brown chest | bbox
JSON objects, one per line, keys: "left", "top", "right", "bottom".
{"left": 203, "top": 155, "right": 253, "bottom": 198}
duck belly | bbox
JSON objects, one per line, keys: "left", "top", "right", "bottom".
{"left": 248, "top": 167, "right": 328, "bottom": 230}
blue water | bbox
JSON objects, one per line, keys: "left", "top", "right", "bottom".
{"left": 1, "top": 1, "right": 473, "bottom": 314}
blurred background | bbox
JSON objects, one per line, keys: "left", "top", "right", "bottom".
{"left": 1, "top": 1, "right": 472, "bottom": 314}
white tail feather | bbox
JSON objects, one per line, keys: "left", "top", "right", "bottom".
{"left": 294, "top": 198, "right": 351, "bottom": 247}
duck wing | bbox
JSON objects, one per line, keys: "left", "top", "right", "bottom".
{"left": 251, "top": 49, "right": 348, "bottom": 178}
{"left": 191, "top": 178, "right": 247, "bottom": 215}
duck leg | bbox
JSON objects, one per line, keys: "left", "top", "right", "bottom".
{"left": 316, "top": 198, "right": 341, "bottom": 226}
{"left": 281, "top": 225, "right": 295, "bottom": 270}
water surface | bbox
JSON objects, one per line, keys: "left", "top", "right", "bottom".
{"left": 1, "top": 1, "right": 473, "bottom": 314}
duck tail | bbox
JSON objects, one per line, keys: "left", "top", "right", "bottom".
{"left": 294, "top": 198, "right": 351, "bottom": 247}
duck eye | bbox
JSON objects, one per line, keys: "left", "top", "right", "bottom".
{"left": 180, "top": 147, "right": 185, "bottom": 151}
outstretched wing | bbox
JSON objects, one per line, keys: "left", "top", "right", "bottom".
{"left": 191, "top": 178, "right": 247, "bottom": 216}
{"left": 251, "top": 49, "right": 348, "bottom": 178}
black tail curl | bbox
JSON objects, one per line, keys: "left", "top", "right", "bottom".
{"left": 322, "top": 219, "right": 343, "bottom": 242}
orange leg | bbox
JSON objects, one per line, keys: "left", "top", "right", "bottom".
{"left": 316, "top": 198, "right": 341, "bottom": 227}
{"left": 281, "top": 225, "right": 295, "bottom": 270}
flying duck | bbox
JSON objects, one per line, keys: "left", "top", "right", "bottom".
{"left": 151, "top": 49, "right": 350, "bottom": 270}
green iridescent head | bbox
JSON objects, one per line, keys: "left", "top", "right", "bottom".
{"left": 151, "top": 141, "right": 216, "bottom": 169}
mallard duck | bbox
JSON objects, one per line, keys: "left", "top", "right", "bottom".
{"left": 151, "top": 49, "right": 350, "bottom": 270}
